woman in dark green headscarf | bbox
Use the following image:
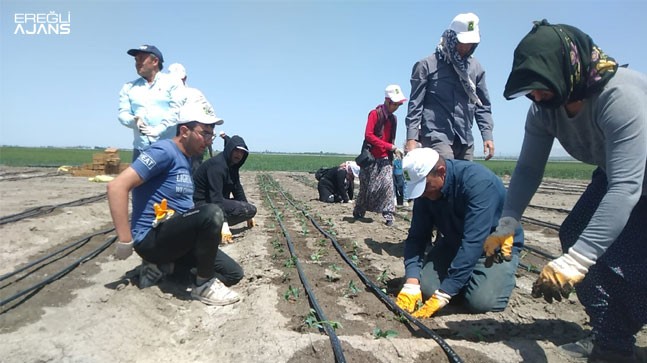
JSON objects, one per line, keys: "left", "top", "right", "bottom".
{"left": 484, "top": 20, "right": 647, "bottom": 362}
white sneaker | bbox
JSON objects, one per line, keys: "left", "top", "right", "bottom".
{"left": 403, "top": 201, "right": 409, "bottom": 207}
{"left": 558, "top": 335, "right": 594, "bottom": 359}
{"left": 191, "top": 277, "right": 240, "bottom": 306}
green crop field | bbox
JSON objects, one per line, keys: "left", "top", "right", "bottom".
{"left": 0, "top": 146, "right": 596, "bottom": 180}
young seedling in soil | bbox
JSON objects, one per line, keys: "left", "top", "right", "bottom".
{"left": 344, "top": 280, "right": 361, "bottom": 298}
{"left": 325, "top": 264, "right": 341, "bottom": 282}
{"left": 284, "top": 285, "right": 299, "bottom": 302}
{"left": 317, "top": 238, "right": 328, "bottom": 247}
{"left": 377, "top": 270, "right": 389, "bottom": 285}
{"left": 304, "top": 309, "right": 343, "bottom": 331}
{"left": 284, "top": 256, "right": 297, "bottom": 268}
{"left": 372, "top": 327, "right": 398, "bottom": 339}
{"left": 310, "top": 249, "right": 325, "bottom": 262}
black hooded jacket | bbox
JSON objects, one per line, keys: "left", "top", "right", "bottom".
{"left": 193, "top": 135, "right": 249, "bottom": 206}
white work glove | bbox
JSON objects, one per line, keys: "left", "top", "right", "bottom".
{"left": 135, "top": 116, "right": 147, "bottom": 133}
{"left": 221, "top": 222, "right": 233, "bottom": 244}
{"left": 532, "top": 247, "right": 594, "bottom": 303}
{"left": 139, "top": 124, "right": 165, "bottom": 138}
{"left": 114, "top": 240, "right": 134, "bottom": 260}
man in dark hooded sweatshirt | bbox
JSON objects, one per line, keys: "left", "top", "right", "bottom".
{"left": 193, "top": 135, "right": 257, "bottom": 243}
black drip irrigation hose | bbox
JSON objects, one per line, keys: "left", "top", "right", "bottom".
{"left": 521, "top": 216, "right": 560, "bottom": 231}
{"left": 0, "top": 227, "right": 115, "bottom": 282}
{"left": 0, "top": 236, "right": 116, "bottom": 309}
{"left": 263, "top": 186, "right": 346, "bottom": 363}
{"left": 270, "top": 179, "right": 463, "bottom": 363}
{"left": 0, "top": 171, "right": 61, "bottom": 182}
{"left": 0, "top": 193, "right": 107, "bottom": 225}
{"left": 523, "top": 245, "right": 558, "bottom": 261}
{"left": 527, "top": 204, "right": 572, "bottom": 214}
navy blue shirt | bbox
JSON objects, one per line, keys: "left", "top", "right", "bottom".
{"left": 403, "top": 159, "right": 523, "bottom": 296}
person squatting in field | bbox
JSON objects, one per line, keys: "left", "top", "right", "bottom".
{"left": 108, "top": 104, "right": 242, "bottom": 306}
{"left": 193, "top": 134, "right": 257, "bottom": 244}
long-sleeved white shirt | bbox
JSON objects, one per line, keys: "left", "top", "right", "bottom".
{"left": 118, "top": 72, "right": 184, "bottom": 151}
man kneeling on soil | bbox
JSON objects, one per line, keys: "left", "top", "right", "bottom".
{"left": 395, "top": 148, "right": 523, "bottom": 317}
{"left": 108, "top": 105, "right": 243, "bottom": 306}
{"left": 193, "top": 134, "right": 257, "bottom": 243}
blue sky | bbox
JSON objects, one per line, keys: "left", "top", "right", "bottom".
{"left": 1, "top": 0, "right": 646, "bottom": 157}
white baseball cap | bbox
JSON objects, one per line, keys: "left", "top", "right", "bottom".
{"left": 168, "top": 63, "right": 187, "bottom": 80}
{"left": 178, "top": 104, "right": 220, "bottom": 125}
{"left": 385, "top": 84, "right": 407, "bottom": 104}
{"left": 402, "top": 148, "right": 440, "bottom": 199}
{"left": 449, "top": 13, "right": 480, "bottom": 44}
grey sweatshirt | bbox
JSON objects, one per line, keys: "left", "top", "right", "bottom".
{"left": 503, "top": 67, "right": 647, "bottom": 261}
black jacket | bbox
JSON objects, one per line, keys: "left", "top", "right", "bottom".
{"left": 193, "top": 135, "right": 249, "bottom": 206}
{"left": 318, "top": 167, "right": 354, "bottom": 202}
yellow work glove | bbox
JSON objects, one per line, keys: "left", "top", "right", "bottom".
{"left": 221, "top": 222, "right": 233, "bottom": 244}
{"left": 412, "top": 290, "right": 451, "bottom": 319}
{"left": 395, "top": 283, "right": 422, "bottom": 313}
{"left": 484, "top": 216, "right": 517, "bottom": 267}
{"left": 247, "top": 218, "right": 256, "bottom": 228}
{"left": 532, "top": 248, "right": 594, "bottom": 303}
{"left": 152, "top": 199, "right": 175, "bottom": 228}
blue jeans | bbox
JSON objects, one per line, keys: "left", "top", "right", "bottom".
{"left": 420, "top": 243, "right": 520, "bottom": 313}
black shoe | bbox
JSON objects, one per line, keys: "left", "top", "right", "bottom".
{"left": 385, "top": 219, "right": 393, "bottom": 226}
{"left": 589, "top": 345, "right": 637, "bottom": 363}
{"left": 353, "top": 211, "right": 363, "bottom": 220}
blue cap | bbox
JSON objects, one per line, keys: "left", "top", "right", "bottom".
{"left": 127, "top": 44, "right": 164, "bottom": 63}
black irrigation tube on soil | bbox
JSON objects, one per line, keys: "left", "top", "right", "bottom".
{"left": 0, "top": 171, "right": 61, "bottom": 182}
{"left": 0, "top": 193, "right": 107, "bottom": 225}
{"left": 0, "top": 236, "right": 116, "bottom": 309}
{"left": 527, "top": 204, "right": 572, "bottom": 214}
{"left": 270, "top": 178, "right": 464, "bottom": 363}
{"left": 0, "top": 227, "right": 116, "bottom": 283}
{"left": 262, "top": 185, "right": 347, "bottom": 363}
{"left": 521, "top": 216, "right": 560, "bottom": 231}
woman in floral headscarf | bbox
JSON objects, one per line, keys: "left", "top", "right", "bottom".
{"left": 486, "top": 20, "right": 647, "bottom": 362}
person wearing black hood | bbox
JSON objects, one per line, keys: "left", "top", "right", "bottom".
{"left": 193, "top": 134, "right": 257, "bottom": 244}
{"left": 484, "top": 20, "right": 647, "bottom": 363}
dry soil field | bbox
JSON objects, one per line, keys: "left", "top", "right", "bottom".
{"left": 0, "top": 166, "right": 645, "bottom": 363}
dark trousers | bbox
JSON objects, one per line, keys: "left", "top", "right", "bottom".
{"left": 393, "top": 174, "right": 404, "bottom": 205}
{"left": 135, "top": 203, "right": 243, "bottom": 285}
{"left": 559, "top": 168, "right": 647, "bottom": 354}
{"left": 221, "top": 199, "right": 257, "bottom": 226}
{"left": 318, "top": 183, "right": 340, "bottom": 203}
